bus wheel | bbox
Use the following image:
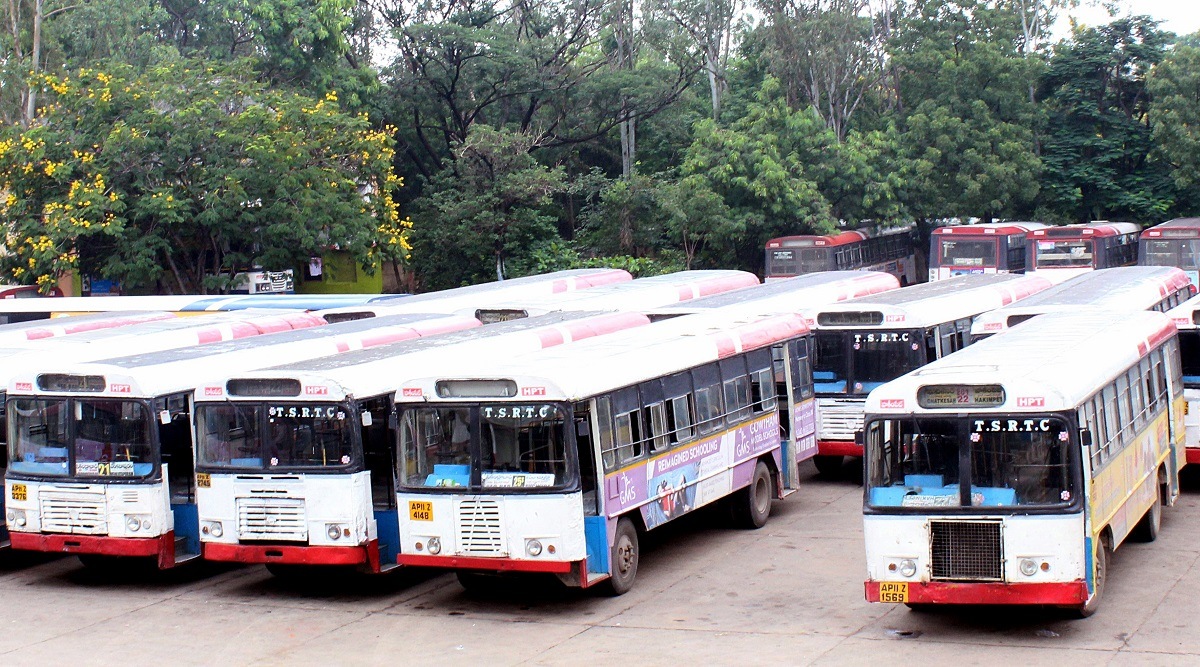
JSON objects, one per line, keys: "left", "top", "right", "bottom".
{"left": 733, "top": 460, "right": 773, "bottom": 529}
{"left": 1074, "top": 538, "right": 1109, "bottom": 618}
{"left": 600, "top": 517, "right": 639, "bottom": 596}
{"left": 812, "top": 455, "right": 843, "bottom": 477}
{"left": 1131, "top": 481, "right": 1163, "bottom": 543}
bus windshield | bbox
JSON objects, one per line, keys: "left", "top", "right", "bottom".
{"left": 865, "top": 416, "right": 1075, "bottom": 509}
{"left": 1143, "top": 239, "right": 1200, "bottom": 270}
{"left": 195, "top": 402, "right": 356, "bottom": 469}
{"left": 814, "top": 330, "right": 925, "bottom": 395}
{"left": 1036, "top": 240, "right": 1093, "bottom": 268}
{"left": 939, "top": 239, "right": 996, "bottom": 268}
{"left": 7, "top": 397, "right": 155, "bottom": 478}
{"left": 397, "top": 403, "right": 571, "bottom": 490}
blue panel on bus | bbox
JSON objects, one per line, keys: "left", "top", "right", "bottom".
{"left": 171, "top": 502, "right": 200, "bottom": 556}
{"left": 375, "top": 509, "right": 401, "bottom": 566}
{"left": 584, "top": 516, "right": 608, "bottom": 576}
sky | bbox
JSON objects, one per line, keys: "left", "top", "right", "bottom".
{"left": 1056, "top": 0, "right": 1200, "bottom": 38}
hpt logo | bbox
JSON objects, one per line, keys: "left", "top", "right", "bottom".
{"left": 1017, "top": 397, "right": 1045, "bottom": 408}
{"left": 521, "top": 387, "right": 547, "bottom": 396}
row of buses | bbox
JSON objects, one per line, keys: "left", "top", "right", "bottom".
{"left": 766, "top": 217, "right": 1200, "bottom": 288}
{"left": 0, "top": 265, "right": 1196, "bottom": 617}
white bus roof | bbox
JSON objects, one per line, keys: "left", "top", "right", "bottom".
{"left": 931, "top": 222, "right": 1048, "bottom": 235}
{"left": 803, "top": 273, "right": 1053, "bottom": 329}
{"left": 867, "top": 310, "right": 1174, "bottom": 414}
{"left": 0, "top": 311, "right": 176, "bottom": 347}
{"left": 318, "top": 269, "right": 631, "bottom": 321}
{"left": 467, "top": 270, "right": 758, "bottom": 319}
{"left": 394, "top": 310, "right": 810, "bottom": 403}
{"left": 648, "top": 271, "right": 900, "bottom": 318}
{"left": 971, "top": 266, "right": 1192, "bottom": 336}
{"left": 8, "top": 312, "right": 480, "bottom": 399}
{"left": 198, "top": 311, "right": 653, "bottom": 403}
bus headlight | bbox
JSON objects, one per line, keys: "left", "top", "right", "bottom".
{"left": 201, "top": 521, "right": 223, "bottom": 538}
{"left": 1020, "top": 559, "right": 1038, "bottom": 577}
{"left": 427, "top": 537, "right": 442, "bottom": 555}
{"left": 126, "top": 515, "right": 148, "bottom": 532}
{"left": 899, "top": 559, "right": 917, "bottom": 578}
{"left": 526, "top": 539, "right": 543, "bottom": 557}
{"left": 7, "top": 510, "right": 26, "bottom": 527}
{"left": 326, "top": 524, "right": 343, "bottom": 541}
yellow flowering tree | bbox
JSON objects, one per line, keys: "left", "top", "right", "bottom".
{"left": 0, "top": 59, "right": 408, "bottom": 293}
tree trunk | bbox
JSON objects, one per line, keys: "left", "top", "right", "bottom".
{"left": 24, "top": 0, "right": 43, "bottom": 126}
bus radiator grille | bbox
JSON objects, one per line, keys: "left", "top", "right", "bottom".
{"left": 40, "top": 490, "right": 108, "bottom": 534}
{"left": 456, "top": 499, "right": 504, "bottom": 556}
{"left": 816, "top": 398, "right": 865, "bottom": 440}
{"left": 236, "top": 497, "right": 307, "bottom": 542}
{"left": 929, "top": 520, "right": 1003, "bottom": 581}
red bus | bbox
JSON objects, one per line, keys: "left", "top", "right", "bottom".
{"left": 1028, "top": 222, "right": 1140, "bottom": 280}
{"left": 765, "top": 227, "right": 918, "bottom": 285}
{"left": 1140, "top": 217, "right": 1200, "bottom": 289}
{"left": 927, "top": 222, "right": 1046, "bottom": 281}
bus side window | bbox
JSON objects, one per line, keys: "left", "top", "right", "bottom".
{"left": 720, "top": 356, "right": 751, "bottom": 423}
{"left": 751, "top": 369, "right": 774, "bottom": 414}
{"left": 646, "top": 403, "right": 669, "bottom": 452}
{"left": 1102, "top": 384, "right": 1120, "bottom": 454}
{"left": 639, "top": 380, "right": 665, "bottom": 452}
{"left": 924, "top": 328, "right": 939, "bottom": 361}
{"left": 596, "top": 396, "right": 616, "bottom": 471}
{"left": 668, "top": 395, "right": 694, "bottom": 443}
{"left": 693, "top": 364, "right": 724, "bottom": 435}
{"left": 1116, "top": 374, "right": 1133, "bottom": 438}
{"left": 612, "top": 386, "right": 643, "bottom": 464}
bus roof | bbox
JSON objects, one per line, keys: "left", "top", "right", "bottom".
{"left": 649, "top": 271, "right": 900, "bottom": 317}
{"left": 0, "top": 311, "right": 176, "bottom": 346}
{"left": 469, "top": 270, "right": 758, "bottom": 319}
{"left": 1141, "top": 217, "right": 1200, "bottom": 239}
{"left": 394, "top": 310, "right": 810, "bottom": 403}
{"left": 198, "top": 311, "right": 653, "bottom": 402}
{"left": 765, "top": 231, "right": 869, "bottom": 248}
{"left": 931, "top": 222, "right": 1048, "bottom": 236}
{"left": 0, "top": 293, "right": 401, "bottom": 315}
{"left": 8, "top": 312, "right": 480, "bottom": 398}
{"left": 318, "top": 268, "right": 631, "bottom": 321}
{"left": 971, "top": 266, "right": 1192, "bottom": 336}
{"left": 803, "top": 273, "right": 1053, "bottom": 329}
{"left": 1165, "top": 292, "right": 1200, "bottom": 331}
{"left": 1029, "top": 222, "right": 1140, "bottom": 239}
{"left": 867, "top": 310, "right": 1174, "bottom": 413}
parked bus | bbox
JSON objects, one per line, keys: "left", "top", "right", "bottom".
{"left": 862, "top": 310, "right": 1183, "bottom": 616}
{"left": 193, "top": 311, "right": 652, "bottom": 575}
{"left": 1166, "top": 294, "right": 1200, "bottom": 465}
{"left": 393, "top": 310, "right": 814, "bottom": 595}
{"left": 0, "top": 311, "right": 175, "bottom": 346}
{"left": 2, "top": 312, "right": 480, "bottom": 567}
{"left": 927, "top": 222, "right": 1047, "bottom": 281}
{"left": 806, "top": 274, "right": 1054, "bottom": 475}
{"left": 1139, "top": 218, "right": 1200, "bottom": 288}
{"left": 971, "top": 266, "right": 1194, "bottom": 339}
{"left": 1028, "top": 222, "right": 1140, "bottom": 280}
{"left": 764, "top": 227, "right": 918, "bottom": 286}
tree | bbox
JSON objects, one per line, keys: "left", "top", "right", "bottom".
{"left": 1038, "top": 16, "right": 1174, "bottom": 222}
{"left": 0, "top": 60, "right": 404, "bottom": 293}
{"left": 407, "top": 125, "right": 566, "bottom": 288}
{"left": 1148, "top": 33, "right": 1200, "bottom": 214}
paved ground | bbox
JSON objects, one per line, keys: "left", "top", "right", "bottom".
{"left": 4, "top": 461, "right": 1200, "bottom": 666}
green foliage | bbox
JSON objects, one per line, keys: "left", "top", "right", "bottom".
{"left": 0, "top": 60, "right": 404, "bottom": 293}
{"left": 1038, "top": 16, "right": 1174, "bottom": 222}
{"left": 407, "top": 126, "right": 567, "bottom": 290}
{"left": 1149, "top": 34, "right": 1200, "bottom": 214}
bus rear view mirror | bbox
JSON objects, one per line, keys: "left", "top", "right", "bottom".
{"left": 1080, "top": 429, "right": 1092, "bottom": 448}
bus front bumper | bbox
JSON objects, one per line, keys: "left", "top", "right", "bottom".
{"left": 398, "top": 553, "right": 573, "bottom": 574}
{"left": 203, "top": 541, "right": 378, "bottom": 569}
{"left": 9, "top": 531, "right": 171, "bottom": 559}
{"left": 817, "top": 440, "right": 863, "bottom": 457}
{"left": 1186, "top": 447, "right": 1200, "bottom": 465}
{"left": 864, "top": 580, "right": 1089, "bottom": 605}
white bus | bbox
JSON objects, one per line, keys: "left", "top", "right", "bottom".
{"left": 806, "top": 274, "right": 1054, "bottom": 475}
{"left": 193, "top": 311, "right": 651, "bottom": 575}
{"left": 1028, "top": 222, "right": 1141, "bottom": 281}
{"left": 862, "top": 310, "right": 1183, "bottom": 616}
{"left": 1167, "top": 294, "right": 1200, "bottom": 465}
{"left": 393, "top": 310, "right": 814, "bottom": 595}
{"left": 971, "top": 266, "right": 1195, "bottom": 339}
{"left": 3, "top": 312, "right": 480, "bottom": 568}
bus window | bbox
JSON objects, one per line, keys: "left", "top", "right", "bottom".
{"left": 969, "top": 417, "right": 1072, "bottom": 506}
{"left": 693, "top": 364, "right": 723, "bottom": 434}
{"left": 478, "top": 403, "right": 569, "bottom": 487}
{"left": 751, "top": 369, "right": 774, "bottom": 414}
{"left": 813, "top": 332, "right": 848, "bottom": 393}
{"left": 574, "top": 403, "right": 599, "bottom": 515}
{"left": 596, "top": 396, "right": 616, "bottom": 470}
{"left": 646, "top": 403, "right": 669, "bottom": 452}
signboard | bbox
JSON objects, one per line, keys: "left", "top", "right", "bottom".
{"left": 917, "top": 385, "right": 1005, "bottom": 409}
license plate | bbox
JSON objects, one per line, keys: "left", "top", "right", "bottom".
{"left": 10, "top": 483, "right": 26, "bottom": 502}
{"left": 196, "top": 473, "right": 211, "bottom": 488}
{"left": 878, "top": 581, "right": 908, "bottom": 603}
{"left": 409, "top": 501, "right": 433, "bottom": 521}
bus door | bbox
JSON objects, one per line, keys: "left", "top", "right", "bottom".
{"left": 575, "top": 401, "right": 608, "bottom": 578}
{"left": 1161, "top": 347, "right": 1183, "bottom": 497}
{"left": 157, "top": 392, "right": 200, "bottom": 560}
{"left": 360, "top": 396, "right": 400, "bottom": 566}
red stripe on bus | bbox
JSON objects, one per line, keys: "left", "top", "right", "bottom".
{"left": 538, "top": 329, "right": 566, "bottom": 347}
{"left": 397, "top": 553, "right": 573, "bottom": 573}
{"left": 9, "top": 530, "right": 170, "bottom": 559}
{"left": 1187, "top": 447, "right": 1200, "bottom": 465}
{"left": 195, "top": 327, "right": 224, "bottom": 344}
{"left": 865, "top": 580, "right": 1088, "bottom": 605}
{"left": 818, "top": 439, "right": 863, "bottom": 457}
{"left": 203, "top": 542, "right": 371, "bottom": 566}
{"left": 694, "top": 274, "right": 759, "bottom": 297}
{"left": 566, "top": 312, "right": 649, "bottom": 339}
{"left": 336, "top": 342, "right": 351, "bottom": 353}
{"left": 411, "top": 317, "right": 482, "bottom": 337}
{"left": 227, "top": 322, "right": 263, "bottom": 339}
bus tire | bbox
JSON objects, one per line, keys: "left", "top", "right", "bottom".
{"left": 812, "top": 455, "right": 843, "bottom": 477}
{"left": 1131, "top": 476, "right": 1163, "bottom": 543}
{"left": 599, "top": 517, "right": 639, "bottom": 596}
{"left": 733, "top": 460, "right": 773, "bottom": 529}
{"left": 1074, "top": 537, "right": 1109, "bottom": 618}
